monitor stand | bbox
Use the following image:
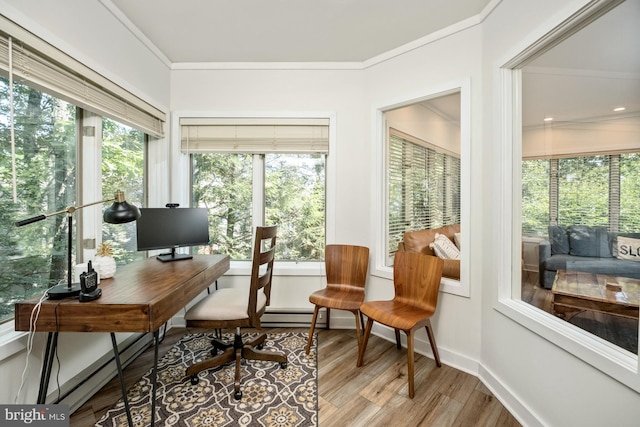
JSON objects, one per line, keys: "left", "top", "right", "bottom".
{"left": 156, "top": 247, "right": 193, "bottom": 262}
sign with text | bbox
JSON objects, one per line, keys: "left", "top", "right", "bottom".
{"left": 0, "top": 405, "right": 69, "bottom": 426}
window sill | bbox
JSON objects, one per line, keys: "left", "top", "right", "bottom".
{"left": 496, "top": 297, "right": 639, "bottom": 392}
{"left": 0, "top": 322, "right": 27, "bottom": 362}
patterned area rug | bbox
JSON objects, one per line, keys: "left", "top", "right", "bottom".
{"left": 95, "top": 332, "right": 317, "bottom": 427}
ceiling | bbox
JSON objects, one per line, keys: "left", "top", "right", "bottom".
{"left": 522, "top": 0, "right": 639, "bottom": 127}
{"left": 105, "top": 0, "right": 638, "bottom": 128}
{"left": 106, "top": 0, "right": 492, "bottom": 63}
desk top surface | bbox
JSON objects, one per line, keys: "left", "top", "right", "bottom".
{"left": 14, "top": 254, "right": 230, "bottom": 333}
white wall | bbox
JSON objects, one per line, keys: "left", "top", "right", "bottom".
{"left": 2, "top": 0, "right": 640, "bottom": 425}
{"left": 385, "top": 100, "right": 461, "bottom": 155}
{"left": 0, "top": 0, "right": 171, "bottom": 407}
{"left": 172, "top": 68, "right": 369, "bottom": 246}
{"left": 364, "top": 26, "right": 483, "bottom": 371}
{"left": 482, "top": 0, "right": 640, "bottom": 426}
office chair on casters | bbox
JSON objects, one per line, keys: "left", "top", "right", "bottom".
{"left": 305, "top": 244, "right": 370, "bottom": 359}
{"left": 184, "top": 225, "right": 287, "bottom": 400}
{"left": 357, "top": 251, "right": 444, "bottom": 398}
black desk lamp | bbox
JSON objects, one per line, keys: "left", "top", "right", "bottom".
{"left": 15, "top": 190, "right": 141, "bottom": 299}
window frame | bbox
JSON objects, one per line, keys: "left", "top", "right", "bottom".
{"left": 171, "top": 111, "right": 336, "bottom": 274}
{"left": 372, "top": 81, "right": 471, "bottom": 297}
{"left": 496, "top": 0, "right": 640, "bottom": 392}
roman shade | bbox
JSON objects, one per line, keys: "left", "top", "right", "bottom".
{"left": 180, "top": 117, "right": 329, "bottom": 154}
{"left": 0, "top": 16, "right": 165, "bottom": 137}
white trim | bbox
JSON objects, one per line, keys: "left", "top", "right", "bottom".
{"left": 496, "top": 0, "right": 640, "bottom": 393}
{"left": 97, "top": 0, "right": 172, "bottom": 68}
{"left": 371, "top": 80, "right": 471, "bottom": 298}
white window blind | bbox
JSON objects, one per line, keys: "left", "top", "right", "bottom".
{"left": 522, "top": 153, "right": 640, "bottom": 235}
{"left": 388, "top": 130, "right": 461, "bottom": 256}
{"left": 0, "top": 17, "right": 165, "bottom": 137}
{"left": 180, "top": 117, "right": 329, "bottom": 154}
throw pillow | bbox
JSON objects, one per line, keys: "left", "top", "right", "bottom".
{"left": 548, "top": 225, "right": 570, "bottom": 255}
{"left": 567, "top": 225, "right": 611, "bottom": 258}
{"left": 429, "top": 233, "right": 460, "bottom": 260}
{"left": 453, "top": 232, "right": 461, "bottom": 249}
{"left": 616, "top": 236, "right": 640, "bottom": 262}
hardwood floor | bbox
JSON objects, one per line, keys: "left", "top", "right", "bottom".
{"left": 71, "top": 327, "right": 521, "bottom": 427}
{"left": 521, "top": 270, "right": 638, "bottom": 353}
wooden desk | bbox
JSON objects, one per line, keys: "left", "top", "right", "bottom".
{"left": 15, "top": 254, "right": 230, "bottom": 426}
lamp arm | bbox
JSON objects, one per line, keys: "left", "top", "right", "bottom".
{"left": 67, "top": 196, "right": 116, "bottom": 215}
{"left": 15, "top": 196, "right": 117, "bottom": 227}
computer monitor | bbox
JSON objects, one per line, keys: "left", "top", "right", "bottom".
{"left": 136, "top": 207, "right": 210, "bottom": 262}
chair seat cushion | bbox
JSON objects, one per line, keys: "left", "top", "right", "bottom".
{"left": 185, "top": 288, "right": 267, "bottom": 321}
{"left": 309, "top": 285, "right": 365, "bottom": 311}
{"left": 360, "top": 300, "right": 435, "bottom": 331}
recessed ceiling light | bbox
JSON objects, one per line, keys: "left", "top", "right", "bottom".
{"left": 613, "top": 107, "right": 626, "bottom": 112}
{"left": 543, "top": 117, "right": 554, "bottom": 122}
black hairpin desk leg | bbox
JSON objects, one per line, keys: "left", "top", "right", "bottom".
{"left": 37, "top": 332, "right": 58, "bottom": 404}
{"left": 111, "top": 333, "right": 133, "bottom": 427}
{"left": 150, "top": 330, "right": 159, "bottom": 427}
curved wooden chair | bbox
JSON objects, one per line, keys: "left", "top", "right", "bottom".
{"left": 184, "top": 225, "right": 287, "bottom": 400}
{"left": 357, "top": 251, "right": 443, "bottom": 398}
{"left": 305, "top": 244, "right": 370, "bottom": 358}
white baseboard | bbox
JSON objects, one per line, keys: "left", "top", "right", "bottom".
{"left": 478, "top": 364, "right": 543, "bottom": 427}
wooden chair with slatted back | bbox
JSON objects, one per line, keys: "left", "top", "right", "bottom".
{"left": 356, "top": 251, "right": 443, "bottom": 398}
{"left": 184, "top": 225, "right": 287, "bottom": 400}
{"left": 305, "top": 244, "right": 370, "bottom": 359}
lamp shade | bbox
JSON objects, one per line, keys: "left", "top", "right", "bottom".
{"left": 103, "top": 191, "right": 141, "bottom": 224}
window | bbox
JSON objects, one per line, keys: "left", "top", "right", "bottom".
{"left": 102, "top": 118, "right": 146, "bottom": 264}
{"left": 522, "top": 154, "right": 640, "bottom": 236}
{"left": 183, "top": 118, "right": 328, "bottom": 262}
{"left": 0, "top": 17, "right": 164, "bottom": 325}
{"left": 0, "top": 80, "right": 77, "bottom": 323}
{"left": 501, "top": 0, "right": 640, "bottom": 391}
{"left": 388, "top": 130, "right": 461, "bottom": 261}
{"left": 384, "top": 91, "right": 462, "bottom": 267}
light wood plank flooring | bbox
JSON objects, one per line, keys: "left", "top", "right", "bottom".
{"left": 71, "top": 327, "right": 521, "bottom": 427}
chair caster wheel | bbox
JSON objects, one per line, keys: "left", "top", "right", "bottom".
{"left": 257, "top": 343, "right": 264, "bottom": 350}
{"left": 234, "top": 390, "right": 242, "bottom": 400}
{"left": 190, "top": 375, "right": 199, "bottom": 385}
{"left": 280, "top": 362, "right": 288, "bottom": 369}
{"left": 210, "top": 348, "right": 218, "bottom": 357}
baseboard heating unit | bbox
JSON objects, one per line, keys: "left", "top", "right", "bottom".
{"left": 262, "top": 308, "right": 327, "bottom": 327}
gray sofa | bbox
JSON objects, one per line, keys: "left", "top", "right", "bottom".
{"left": 538, "top": 225, "right": 640, "bottom": 289}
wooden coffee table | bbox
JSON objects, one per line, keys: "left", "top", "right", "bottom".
{"left": 551, "top": 269, "right": 640, "bottom": 320}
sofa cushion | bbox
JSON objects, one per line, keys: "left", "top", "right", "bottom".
{"left": 542, "top": 254, "right": 598, "bottom": 271}
{"left": 402, "top": 224, "right": 460, "bottom": 256}
{"left": 548, "top": 225, "right": 570, "bottom": 255}
{"left": 567, "top": 225, "right": 611, "bottom": 258}
{"left": 429, "top": 233, "right": 460, "bottom": 260}
{"left": 566, "top": 258, "right": 640, "bottom": 277}
{"left": 401, "top": 224, "right": 461, "bottom": 280}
